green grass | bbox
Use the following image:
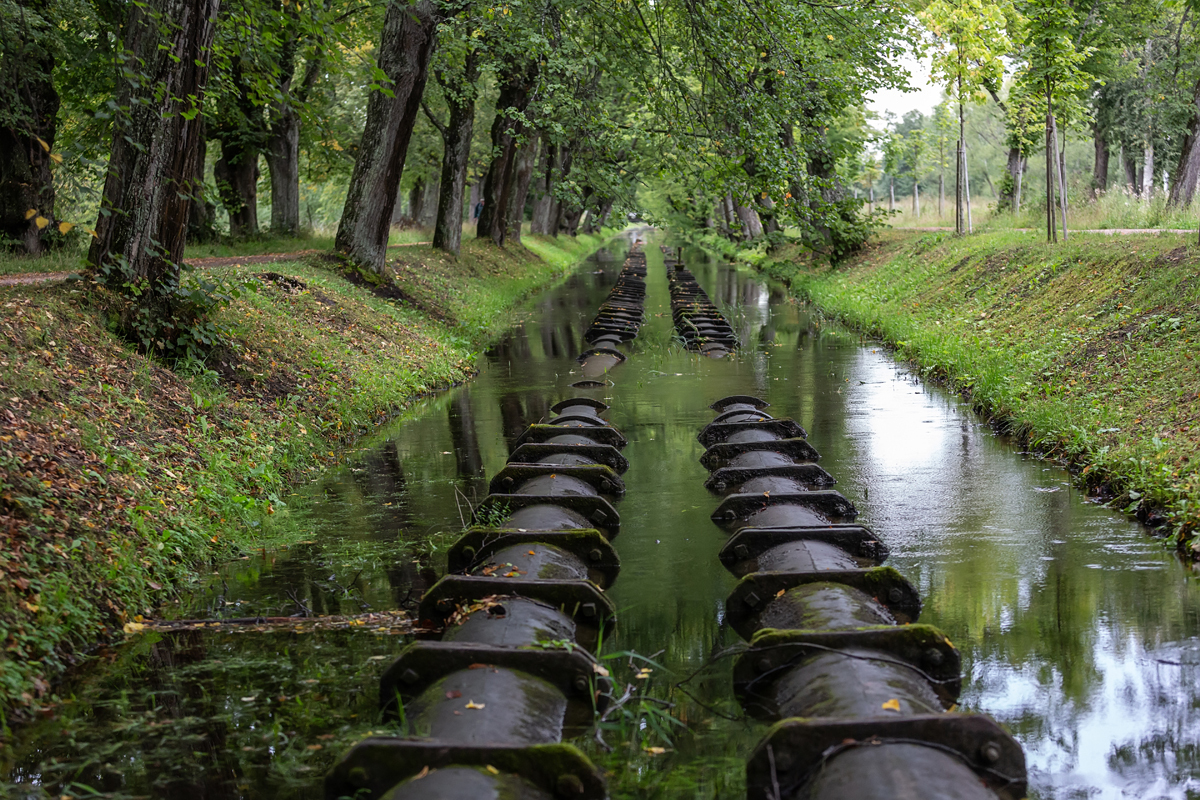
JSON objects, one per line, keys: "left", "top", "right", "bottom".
{"left": 0, "top": 230, "right": 616, "bottom": 715}
{"left": 760, "top": 229, "right": 1200, "bottom": 552}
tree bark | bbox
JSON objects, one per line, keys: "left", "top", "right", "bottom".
{"left": 1051, "top": 113, "right": 1068, "bottom": 241}
{"left": 1169, "top": 77, "right": 1200, "bottom": 207}
{"left": 186, "top": 124, "right": 218, "bottom": 242}
{"left": 476, "top": 60, "right": 538, "bottom": 246}
{"left": 215, "top": 139, "right": 259, "bottom": 237}
{"left": 429, "top": 50, "right": 480, "bottom": 255}
{"left": 1142, "top": 136, "right": 1154, "bottom": 201}
{"left": 503, "top": 135, "right": 538, "bottom": 245}
{"left": 89, "top": 0, "right": 219, "bottom": 298}
{"left": 735, "top": 201, "right": 763, "bottom": 238}
{"left": 335, "top": 0, "right": 437, "bottom": 273}
{"left": 1001, "top": 146, "right": 1022, "bottom": 213}
{"left": 529, "top": 140, "right": 555, "bottom": 235}
{"left": 265, "top": 106, "right": 300, "bottom": 234}
{"left": 0, "top": 0, "right": 60, "bottom": 255}
{"left": 1092, "top": 118, "right": 1110, "bottom": 198}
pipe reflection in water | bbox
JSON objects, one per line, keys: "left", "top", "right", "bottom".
{"left": 327, "top": 245, "right": 651, "bottom": 798}
{"left": 696, "top": 394, "right": 1027, "bottom": 800}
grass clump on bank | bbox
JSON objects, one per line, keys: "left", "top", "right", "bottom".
{"left": 762, "top": 229, "right": 1200, "bottom": 552}
{"left": 0, "top": 232, "right": 608, "bottom": 716}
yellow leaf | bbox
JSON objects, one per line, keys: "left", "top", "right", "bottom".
{"left": 36, "top": 137, "right": 50, "bottom": 152}
{"left": 465, "top": 700, "right": 485, "bottom": 709}
{"left": 485, "top": 765, "right": 499, "bottom": 775}
{"left": 643, "top": 746, "right": 667, "bottom": 755}
{"left": 57, "top": 221, "right": 74, "bottom": 234}
{"left": 25, "top": 209, "right": 37, "bottom": 220}
{"left": 85, "top": 228, "right": 98, "bottom": 239}
{"left": 50, "top": 153, "right": 63, "bottom": 164}
{"left": 35, "top": 216, "right": 49, "bottom": 229}
{"left": 123, "top": 621, "right": 145, "bottom": 634}
{"left": 826, "top": 34, "right": 834, "bottom": 41}
{"left": 592, "top": 663, "right": 610, "bottom": 677}
{"left": 330, "top": 140, "right": 343, "bottom": 151}
{"left": 881, "top": 698, "right": 901, "bottom": 711}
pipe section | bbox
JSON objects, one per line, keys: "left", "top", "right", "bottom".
{"left": 694, "top": 395, "right": 1028, "bottom": 800}
{"left": 328, "top": 244, "right": 651, "bottom": 799}
{"left": 665, "top": 260, "right": 738, "bottom": 357}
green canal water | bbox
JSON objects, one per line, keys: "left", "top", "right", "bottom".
{"left": 4, "top": 234, "right": 1199, "bottom": 799}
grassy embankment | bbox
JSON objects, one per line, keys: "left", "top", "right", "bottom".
{"left": 760, "top": 229, "right": 1200, "bottom": 551}
{"left": 0, "top": 232, "right": 610, "bottom": 716}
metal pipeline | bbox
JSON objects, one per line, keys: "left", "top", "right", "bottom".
{"left": 327, "top": 245, "right": 649, "bottom": 799}
{"left": 696, "top": 394, "right": 1028, "bottom": 800}
{"left": 666, "top": 263, "right": 738, "bottom": 357}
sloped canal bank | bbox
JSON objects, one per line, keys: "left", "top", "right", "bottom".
{"left": 4, "top": 234, "right": 1200, "bottom": 799}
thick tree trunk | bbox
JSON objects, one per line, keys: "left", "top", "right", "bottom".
{"left": 408, "top": 179, "right": 423, "bottom": 222}
{"left": 1169, "top": 77, "right": 1200, "bottom": 207}
{"left": 266, "top": 105, "right": 300, "bottom": 234}
{"left": 476, "top": 61, "right": 538, "bottom": 246}
{"left": 551, "top": 147, "right": 575, "bottom": 235}
{"left": 335, "top": 0, "right": 437, "bottom": 273}
{"left": 0, "top": 0, "right": 60, "bottom": 255}
{"left": 214, "top": 139, "right": 259, "bottom": 237}
{"left": 722, "top": 193, "right": 736, "bottom": 238}
{"left": 430, "top": 50, "right": 480, "bottom": 255}
{"left": 1092, "top": 119, "right": 1110, "bottom": 198}
{"left": 89, "top": 0, "right": 218, "bottom": 299}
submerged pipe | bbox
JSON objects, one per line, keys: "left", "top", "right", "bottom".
{"left": 328, "top": 244, "right": 651, "bottom": 799}
{"left": 667, "top": 264, "right": 738, "bottom": 357}
{"left": 695, "top": 394, "right": 1027, "bottom": 800}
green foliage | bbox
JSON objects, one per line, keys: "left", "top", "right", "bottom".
{"left": 96, "top": 255, "right": 259, "bottom": 362}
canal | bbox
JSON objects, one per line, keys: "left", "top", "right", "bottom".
{"left": 5, "top": 232, "right": 1199, "bottom": 799}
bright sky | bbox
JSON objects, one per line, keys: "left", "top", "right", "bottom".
{"left": 866, "top": 51, "right": 945, "bottom": 123}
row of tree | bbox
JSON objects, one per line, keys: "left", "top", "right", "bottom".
{"left": 900, "top": 0, "right": 1200, "bottom": 240}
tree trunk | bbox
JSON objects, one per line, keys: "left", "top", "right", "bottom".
{"left": 1169, "top": 77, "right": 1200, "bottom": 207}
{"left": 0, "top": 0, "right": 60, "bottom": 255}
{"left": 868, "top": 186, "right": 875, "bottom": 213}
{"left": 89, "top": 0, "right": 219, "bottom": 304}
{"left": 186, "top": 124, "right": 218, "bottom": 242}
{"left": 476, "top": 60, "right": 538, "bottom": 246}
{"left": 913, "top": 182, "right": 919, "bottom": 217}
{"left": 335, "top": 0, "right": 437, "bottom": 273}
{"left": 503, "top": 135, "right": 538, "bottom": 245}
{"left": 1015, "top": 158, "right": 1024, "bottom": 213}
{"left": 430, "top": 50, "right": 480, "bottom": 255}
{"left": 1142, "top": 137, "right": 1154, "bottom": 201}
{"left": 214, "top": 139, "right": 259, "bottom": 237}
{"left": 529, "top": 137, "right": 555, "bottom": 235}
{"left": 1092, "top": 118, "right": 1110, "bottom": 198}
{"left": 722, "top": 193, "right": 736, "bottom": 239}
{"left": 1002, "top": 146, "right": 1022, "bottom": 213}
{"left": 1045, "top": 106, "right": 1056, "bottom": 243}
{"left": 551, "top": 147, "right": 575, "bottom": 235}
{"left": 1051, "top": 113, "right": 1068, "bottom": 241}
{"left": 265, "top": 104, "right": 300, "bottom": 234}
{"left": 956, "top": 90, "right": 965, "bottom": 235}
{"left": 418, "top": 176, "right": 438, "bottom": 228}
{"left": 888, "top": 177, "right": 895, "bottom": 213}
{"left": 938, "top": 173, "right": 944, "bottom": 218}
{"left": 735, "top": 201, "right": 763, "bottom": 238}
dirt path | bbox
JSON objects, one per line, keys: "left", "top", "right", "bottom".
{"left": 0, "top": 242, "right": 432, "bottom": 288}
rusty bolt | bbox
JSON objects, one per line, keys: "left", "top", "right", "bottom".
{"left": 556, "top": 774, "right": 585, "bottom": 797}
{"left": 573, "top": 674, "right": 590, "bottom": 692}
{"left": 588, "top": 548, "right": 603, "bottom": 561}
{"left": 347, "top": 766, "right": 370, "bottom": 787}
{"left": 887, "top": 587, "right": 904, "bottom": 604}
{"left": 733, "top": 544, "right": 750, "bottom": 560}
{"left": 980, "top": 741, "right": 1003, "bottom": 764}
{"left": 400, "top": 668, "right": 419, "bottom": 686}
